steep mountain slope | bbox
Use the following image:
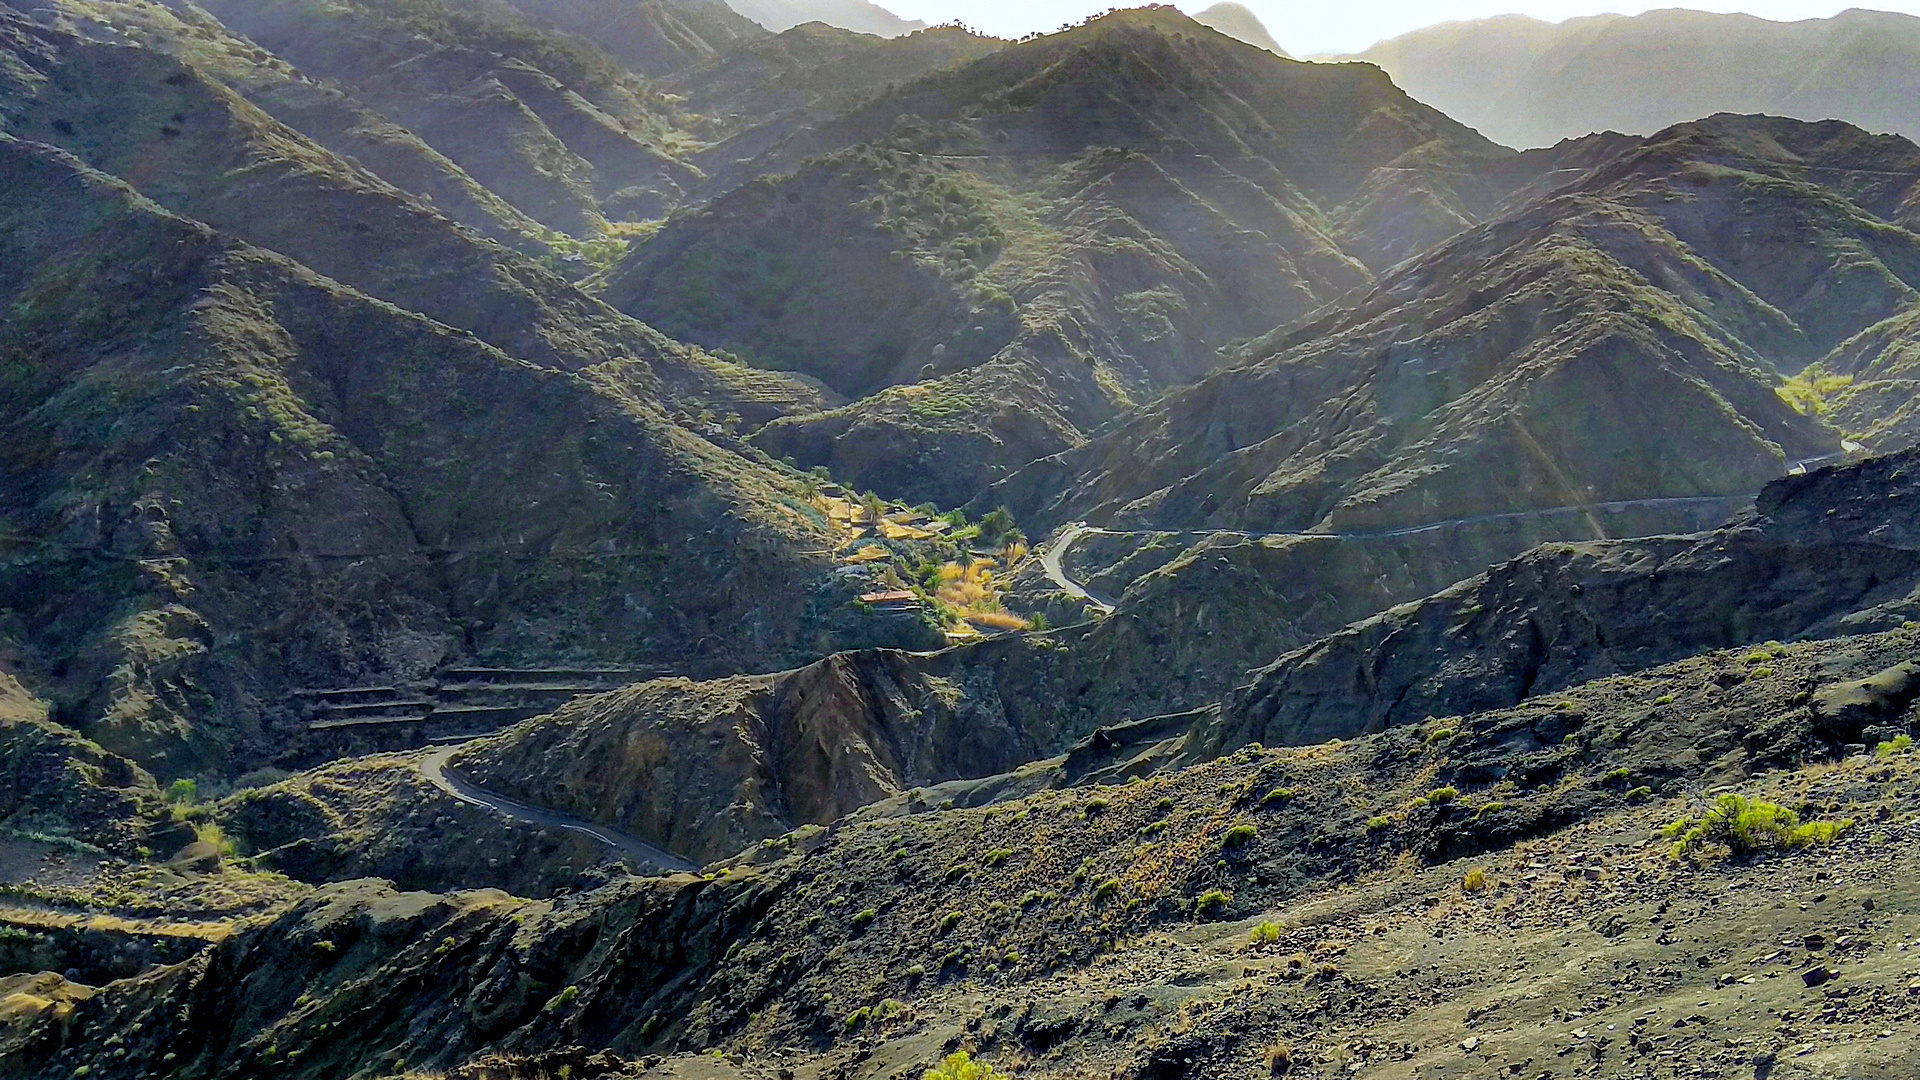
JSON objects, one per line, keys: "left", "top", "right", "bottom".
{"left": 190, "top": 0, "right": 702, "bottom": 228}
{"left": 442, "top": 649, "right": 1063, "bottom": 863}
{"left": 662, "top": 22, "right": 1001, "bottom": 143}
{"left": 1349, "top": 8, "right": 1920, "bottom": 149}
{"left": 2, "top": 0, "right": 552, "bottom": 250}
{"left": 0, "top": 136, "right": 893, "bottom": 779}
{"left": 0, "top": 7, "right": 829, "bottom": 425}
{"left": 605, "top": 8, "right": 1524, "bottom": 505}
{"left": 995, "top": 115, "right": 1920, "bottom": 534}
{"left": 480, "top": 0, "right": 766, "bottom": 76}
{"left": 1220, "top": 445, "right": 1920, "bottom": 751}
{"left": 727, "top": 0, "right": 923, "bottom": 37}
{"left": 1824, "top": 304, "right": 1920, "bottom": 447}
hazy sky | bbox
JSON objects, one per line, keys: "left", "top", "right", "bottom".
{"left": 878, "top": 2, "right": 1920, "bottom": 55}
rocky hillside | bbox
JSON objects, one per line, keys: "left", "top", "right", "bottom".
{"left": 186, "top": 0, "right": 705, "bottom": 227}
{"left": 1222, "top": 446, "right": 1920, "bottom": 751}
{"left": 8, "top": 10, "right": 1920, "bottom": 1080}
{"left": 661, "top": 22, "right": 1002, "bottom": 144}
{"left": 1347, "top": 8, "right": 1920, "bottom": 149}
{"left": 0, "top": 135, "right": 904, "bottom": 780}
{"left": 995, "top": 114, "right": 1920, "bottom": 534}
{"left": 604, "top": 7, "right": 1525, "bottom": 505}
{"left": 7, "top": 593, "right": 1915, "bottom": 1078}
{"left": 444, "top": 651, "right": 1070, "bottom": 863}
{"left": 0, "top": 5, "right": 830, "bottom": 426}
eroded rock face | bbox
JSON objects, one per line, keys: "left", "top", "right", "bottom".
{"left": 0, "top": 682, "right": 185, "bottom": 855}
{"left": 1222, "top": 448, "right": 1920, "bottom": 749}
{"left": 217, "top": 755, "right": 617, "bottom": 898}
{"left": 454, "top": 650, "right": 1056, "bottom": 863}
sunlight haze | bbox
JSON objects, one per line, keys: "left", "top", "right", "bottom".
{"left": 878, "top": 1, "right": 1920, "bottom": 54}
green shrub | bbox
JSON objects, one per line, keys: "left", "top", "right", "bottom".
{"left": 1461, "top": 867, "right": 1488, "bottom": 893}
{"left": 167, "top": 778, "right": 198, "bottom": 805}
{"left": 852, "top": 908, "right": 877, "bottom": 928}
{"left": 935, "top": 911, "right": 962, "bottom": 935}
{"left": 1653, "top": 694, "right": 1676, "bottom": 706}
{"left": 924, "top": 1052, "right": 1008, "bottom": 1080}
{"left": 1425, "top": 787, "right": 1459, "bottom": 805}
{"left": 1260, "top": 787, "right": 1296, "bottom": 807}
{"left": 1194, "top": 889, "right": 1230, "bottom": 917}
{"left": 542, "top": 985, "right": 578, "bottom": 1013}
{"left": 1223, "top": 824, "right": 1257, "bottom": 848}
{"left": 984, "top": 848, "right": 1013, "bottom": 866}
{"left": 1664, "top": 794, "right": 1854, "bottom": 859}
{"left": 1365, "top": 816, "right": 1392, "bottom": 832}
{"left": 1625, "top": 786, "right": 1654, "bottom": 803}
{"left": 1601, "top": 767, "right": 1631, "bottom": 784}
{"left": 1249, "top": 920, "right": 1281, "bottom": 945}
{"left": 1876, "top": 734, "right": 1914, "bottom": 758}
{"left": 1424, "top": 728, "right": 1455, "bottom": 743}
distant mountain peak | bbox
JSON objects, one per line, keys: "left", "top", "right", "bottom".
{"left": 1345, "top": 7, "right": 1920, "bottom": 148}
{"left": 726, "top": 0, "right": 925, "bottom": 37}
{"left": 1191, "top": 2, "right": 1286, "bottom": 55}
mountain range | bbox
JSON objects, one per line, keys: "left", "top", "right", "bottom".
{"left": 6, "top": 5, "right": 1920, "bottom": 1080}
{"left": 1348, "top": 7, "right": 1920, "bottom": 148}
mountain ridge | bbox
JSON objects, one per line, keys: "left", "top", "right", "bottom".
{"left": 1347, "top": 7, "right": 1920, "bottom": 148}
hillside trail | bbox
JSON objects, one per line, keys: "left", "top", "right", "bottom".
{"left": 1039, "top": 493, "right": 1764, "bottom": 609}
{"left": 417, "top": 743, "right": 699, "bottom": 873}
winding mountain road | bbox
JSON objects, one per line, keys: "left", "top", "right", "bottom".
{"left": 1039, "top": 493, "right": 1760, "bottom": 613}
{"left": 418, "top": 743, "right": 698, "bottom": 873}
{"left": 1040, "top": 523, "right": 1120, "bottom": 612}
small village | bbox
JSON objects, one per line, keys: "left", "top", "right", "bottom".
{"left": 807, "top": 481, "right": 1036, "bottom": 642}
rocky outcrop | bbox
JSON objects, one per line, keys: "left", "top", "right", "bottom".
{"left": 218, "top": 756, "right": 622, "bottom": 897}
{"left": 0, "top": 693, "right": 185, "bottom": 855}
{"left": 455, "top": 649, "right": 1061, "bottom": 863}
{"left": 1221, "top": 447, "right": 1920, "bottom": 748}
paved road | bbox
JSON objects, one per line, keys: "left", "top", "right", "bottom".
{"left": 1040, "top": 494, "right": 1759, "bottom": 614}
{"left": 418, "top": 743, "right": 698, "bottom": 873}
{"left": 1039, "top": 523, "right": 1120, "bottom": 612}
